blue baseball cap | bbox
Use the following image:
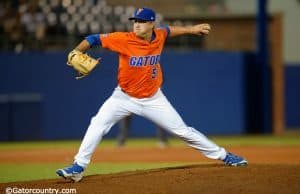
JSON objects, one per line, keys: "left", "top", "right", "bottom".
{"left": 128, "top": 7, "right": 156, "bottom": 21}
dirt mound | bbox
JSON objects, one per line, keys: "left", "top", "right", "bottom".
{"left": 1, "top": 164, "right": 300, "bottom": 194}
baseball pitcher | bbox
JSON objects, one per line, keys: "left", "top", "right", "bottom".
{"left": 57, "top": 7, "right": 248, "bottom": 182}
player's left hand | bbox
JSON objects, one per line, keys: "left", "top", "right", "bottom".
{"left": 190, "top": 24, "right": 211, "bottom": 35}
{"left": 67, "top": 50, "right": 100, "bottom": 79}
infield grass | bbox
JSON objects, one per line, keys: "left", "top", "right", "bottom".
{"left": 0, "top": 134, "right": 300, "bottom": 150}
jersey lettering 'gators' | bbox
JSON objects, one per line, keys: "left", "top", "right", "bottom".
{"left": 129, "top": 55, "right": 160, "bottom": 67}
{"left": 99, "top": 28, "right": 169, "bottom": 98}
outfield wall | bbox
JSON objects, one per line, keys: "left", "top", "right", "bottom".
{"left": 0, "top": 51, "right": 286, "bottom": 140}
{"left": 285, "top": 64, "right": 300, "bottom": 128}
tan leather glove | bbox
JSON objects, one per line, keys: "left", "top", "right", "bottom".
{"left": 67, "top": 50, "right": 100, "bottom": 79}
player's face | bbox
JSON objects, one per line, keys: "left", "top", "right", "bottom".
{"left": 133, "top": 19, "right": 155, "bottom": 38}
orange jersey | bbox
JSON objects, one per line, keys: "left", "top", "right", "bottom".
{"left": 100, "top": 28, "right": 169, "bottom": 98}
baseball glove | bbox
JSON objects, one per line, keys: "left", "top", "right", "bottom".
{"left": 67, "top": 50, "right": 100, "bottom": 79}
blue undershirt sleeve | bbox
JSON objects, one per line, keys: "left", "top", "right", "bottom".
{"left": 164, "top": 26, "right": 170, "bottom": 37}
{"left": 85, "top": 34, "right": 101, "bottom": 47}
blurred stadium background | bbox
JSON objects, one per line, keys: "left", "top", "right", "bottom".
{"left": 0, "top": 0, "right": 300, "bottom": 141}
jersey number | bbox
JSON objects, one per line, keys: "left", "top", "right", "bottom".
{"left": 151, "top": 67, "right": 158, "bottom": 79}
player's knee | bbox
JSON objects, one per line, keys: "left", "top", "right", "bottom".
{"left": 171, "top": 126, "right": 192, "bottom": 137}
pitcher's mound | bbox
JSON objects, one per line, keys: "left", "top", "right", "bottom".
{"left": 1, "top": 164, "right": 300, "bottom": 194}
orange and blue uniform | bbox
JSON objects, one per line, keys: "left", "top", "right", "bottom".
{"left": 57, "top": 8, "right": 241, "bottom": 183}
{"left": 88, "top": 27, "right": 169, "bottom": 98}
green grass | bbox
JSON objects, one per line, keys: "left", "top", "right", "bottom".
{"left": 0, "top": 162, "right": 193, "bottom": 183}
{"left": 0, "top": 138, "right": 185, "bottom": 150}
{"left": 0, "top": 135, "right": 299, "bottom": 150}
{"left": 211, "top": 134, "right": 300, "bottom": 146}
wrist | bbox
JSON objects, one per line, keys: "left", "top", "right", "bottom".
{"left": 187, "top": 25, "right": 195, "bottom": 34}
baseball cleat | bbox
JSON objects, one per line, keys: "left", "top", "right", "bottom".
{"left": 56, "top": 163, "right": 84, "bottom": 182}
{"left": 223, "top": 152, "right": 248, "bottom": 167}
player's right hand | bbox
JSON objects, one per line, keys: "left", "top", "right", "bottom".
{"left": 190, "top": 24, "right": 211, "bottom": 35}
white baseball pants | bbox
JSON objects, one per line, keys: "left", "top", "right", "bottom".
{"left": 75, "top": 87, "right": 226, "bottom": 168}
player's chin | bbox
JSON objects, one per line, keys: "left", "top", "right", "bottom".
{"left": 134, "top": 31, "right": 144, "bottom": 38}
